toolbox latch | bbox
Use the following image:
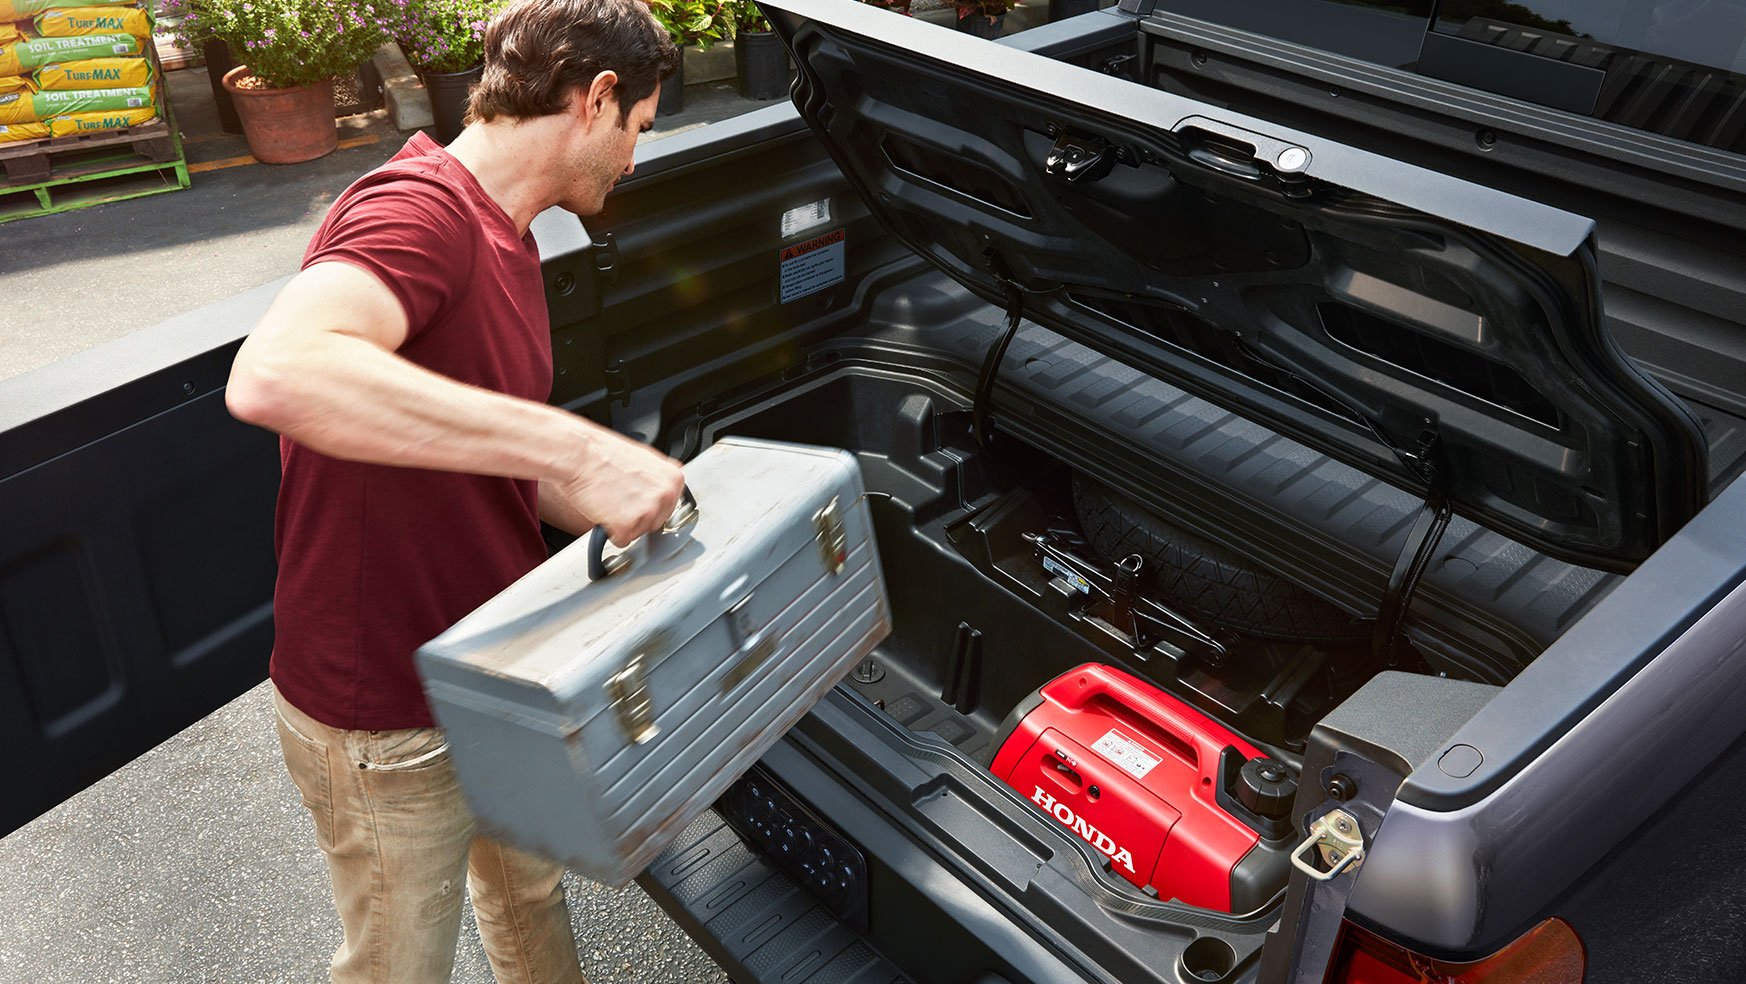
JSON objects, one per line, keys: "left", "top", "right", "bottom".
{"left": 606, "top": 635, "right": 663, "bottom": 745}
{"left": 814, "top": 498, "right": 848, "bottom": 574}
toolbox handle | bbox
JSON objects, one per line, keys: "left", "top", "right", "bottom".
{"left": 587, "top": 487, "right": 699, "bottom": 580}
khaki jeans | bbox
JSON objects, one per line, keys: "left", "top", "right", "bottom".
{"left": 274, "top": 684, "right": 586, "bottom": 984}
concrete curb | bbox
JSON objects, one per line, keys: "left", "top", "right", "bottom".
{"left": 372, "top": 42, "right": 433, "bottom": 132}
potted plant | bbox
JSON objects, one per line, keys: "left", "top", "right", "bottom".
{"left": 649, "top": 0, "right": 734, "bottom": 116}
{"left": 955, "top": 0, "right": 1016, "bottom": 38}
{"left": 727, "top": 0, "right": 787, "bottom": 101}
{"left": 164, "top": 0, "right": 384, "bottom": 164}
{"left": 390, "top": 0, "right": 505, "bottom": 144}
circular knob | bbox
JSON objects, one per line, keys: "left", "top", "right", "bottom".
{"left": 1237, "top": 758, "right": 1298, "bottom": 820}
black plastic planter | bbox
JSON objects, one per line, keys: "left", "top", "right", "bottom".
{"left": 735, "top": 31, "right": 790, "bottom": 101}
{"left": 423, "top": 64, "right": 482, "bottom": 144}
{"left": 955, "top": 11, "right": 1005, "bottom": 38}
{"left": 1047, "top": 0, "right": 1099, "bottom": 20}
{"left": 201, "top": 38, "right": 243, "bottom": 134}
{"left": 658, "top": 50, "right": 685, "bottom": 117}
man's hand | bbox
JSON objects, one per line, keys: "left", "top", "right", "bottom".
{"left": 542, "top": 430, "right": 685, "bottom": 546}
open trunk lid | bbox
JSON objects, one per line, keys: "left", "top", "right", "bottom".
{"left": 762, "top": 0, "right": 1707, "bottom": 572}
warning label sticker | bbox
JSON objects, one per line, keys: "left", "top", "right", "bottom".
{"left": 1042, "top": 555, "right": 1092, "bottom": 595}
{"left": 1092, "top": 729, "right": 1162, "bottom": 780}
{"left": 779, "top": 228, "right": 845, "bottom": 303}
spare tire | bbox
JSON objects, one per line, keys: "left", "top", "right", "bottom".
{"left": 1072, "top": 475, "right": 1367, "bottom": 642}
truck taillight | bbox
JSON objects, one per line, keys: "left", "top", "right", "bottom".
{"left": 1326, "top": 917, "right": 1585, "bottom": 984}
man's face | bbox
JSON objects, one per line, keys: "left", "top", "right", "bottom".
{"left": 563, "top": 86, "right": 660, "bottom": 216}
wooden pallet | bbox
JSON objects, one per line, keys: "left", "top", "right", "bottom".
{"left": 0, "top": 155, "right": 187, "bottom": 223}
{"left": 0, "top": 118, "right": 180, "bottom": 185}
{"left": 0, "top": 113, "right": 189, "bottom": 224}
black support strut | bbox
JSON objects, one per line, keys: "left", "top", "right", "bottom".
{"left": 1371, "top": 422, "right": 1451, "bottom": 662}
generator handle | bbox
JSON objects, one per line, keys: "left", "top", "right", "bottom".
{"left": 1053, "top": 664, "right": 1263, "bottom": 775}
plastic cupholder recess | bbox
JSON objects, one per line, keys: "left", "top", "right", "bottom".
{"left": 1178, "top": 936, "right": 1237, "bottom": 983}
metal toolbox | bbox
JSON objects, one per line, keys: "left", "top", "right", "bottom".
{"left": 417, "top": 437, "right": 890, "bottom": 886}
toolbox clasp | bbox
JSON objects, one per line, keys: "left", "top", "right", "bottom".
{"left": 814, "top": 497, "right": 848, "bottom": 574}
{"left": 606, "top": 633, "right": 664, "bottom": 745}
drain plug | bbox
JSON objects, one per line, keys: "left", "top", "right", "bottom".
{"left": 851, "top": 658, "right": 885, "bottom": 685}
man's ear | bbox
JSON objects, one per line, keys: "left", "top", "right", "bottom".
{"left": 583, "top": 70, "right": 621, "bottom": 129}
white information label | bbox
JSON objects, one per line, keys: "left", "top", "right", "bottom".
{"left": 781, "top": 199, "right": 833, "bottom": 238}
{"left": 778, "top": 228, "right": 846, "bottom": 304}
{"left": 1091, "top": 729, "right": 1162, "bottom": 780}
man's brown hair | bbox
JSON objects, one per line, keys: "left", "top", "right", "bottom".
{"left": 469, "top": 0, "right": 680, "bottom": 126}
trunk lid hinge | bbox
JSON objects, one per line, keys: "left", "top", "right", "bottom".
{"left": 1372, "top": 418, "right": 1452, "bottom": 664}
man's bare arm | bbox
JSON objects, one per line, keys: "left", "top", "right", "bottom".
{"left": 537, "top": 482, "right": 597, "bottom": 536}
{"left": 226, "top": 261, "right": 681, "bottom": 545}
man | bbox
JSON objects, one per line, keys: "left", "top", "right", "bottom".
{"left": 224, "top": 1, "right": 683, "bottom": 980}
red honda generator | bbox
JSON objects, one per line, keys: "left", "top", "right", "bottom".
{"left": 989, "top": 664, "right": 1300, "bottom": 913}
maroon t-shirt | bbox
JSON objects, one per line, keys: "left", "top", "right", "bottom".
{"left": 270, "top": 132, "right": 552, "bottom": 730}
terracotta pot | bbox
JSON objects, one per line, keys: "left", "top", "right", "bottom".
{"left": 221, "top": 65, "right": 337, "bottom": 164}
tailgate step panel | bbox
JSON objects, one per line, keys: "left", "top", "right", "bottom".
{"left": 639, "top": 810, "right": 910, "bottom": 984}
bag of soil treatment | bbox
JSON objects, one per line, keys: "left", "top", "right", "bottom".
{"left": 45, "top": 105, "right": 154, "bottom": 136}
{"left": 35, "top": 6, "right": 152, "bottom": 39}
{"left": 0, "top": 0, "right": 117, "bottom": 20}
{"left": 34, "top": 55, "right": 149, "bottom": 89}
{"left": 0, "top": 84, "right": 150, "bottom": 122}
{"left": 0, "top": 118, "right": 46, "bottom": 141}
{"left": 0, "top": 32, "right": 138, "bottom": 75}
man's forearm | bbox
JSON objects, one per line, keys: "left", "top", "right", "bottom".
{"left": 538, "top": 481, "right": 596, "bottom": 535}
{"left": 228, "top": 262, "right": 686, "bottom": 547}
{"left": 229, "top": 328, "right": 595, "bottom": 486}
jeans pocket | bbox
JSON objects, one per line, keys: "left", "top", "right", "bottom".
{"left": 366, "top": 726, "right": 451, "bottom": 773}
{"left": 274, "top": 703, "right": 336, "bottom": 849}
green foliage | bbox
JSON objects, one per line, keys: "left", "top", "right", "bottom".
{"left": 725, "top": 0, "right": 770, "bottom": 36}
{"left": 650, "top": 0, "right": 733, "bottom": 50}
{"left": 162, "top": 0, "right": 385, "bottom": 88}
